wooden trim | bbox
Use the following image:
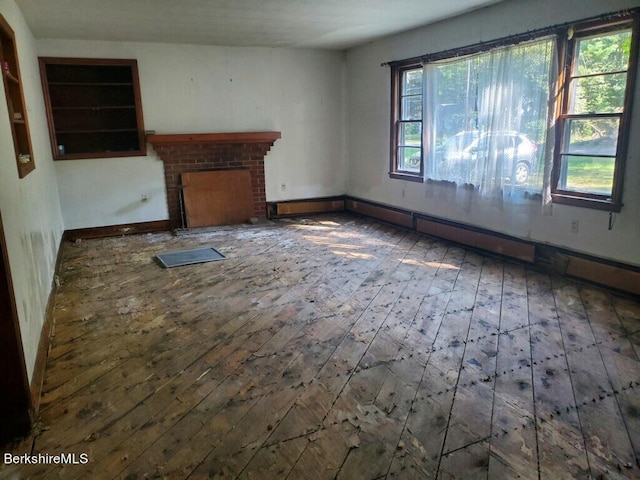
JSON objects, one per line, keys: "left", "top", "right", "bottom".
{"left": 345, "top": 198, "right": 414, "bottom": 229}
{"left": 390, "top": 63, "right": 399, "bottom": 175}
{"left": 390, "top": 62, "right": 424, "bottom": 178}
{"left": 551, "top": 33, "right": 569, "bottom": 198}
{"left": 38, "top": 56, "right": 143, "bottom": 66}
{"left": 29, "top": 234, "right": 64, "bottom": 412}
{"left": 0, "top": 14, "right": 36, "bottom": 179}
{"left": 38, "top": 57, "right": 147, "bottom": 160}
{"left": 0, "top": 212, "right": 33, "bottom": 441}
{"left": 416, "top": 217, "right": 536, "bottom": 263}
{"left": 30, "top": 284, "right": 55, "bottom": 410}
{"left": 389, "top": 172, "right": 424, "bottom": 183}
{"left": 147, "top": 131, "right": 281, "bottom": 146}
{"left": 611, "top": 15, "right": 639, "bottom": 209}
{"left": 65, "top": 220, "right": 170, "bottom": 241}
{"left": 550, "top": 193, "right": 622, "bottom": 212}
{"left": 271, "top": 197, "right": 345, "bottom": 216}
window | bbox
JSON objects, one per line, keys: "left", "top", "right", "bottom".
{"left": 391, "top": 38, "right": 554, "bottom": 196}
{"left": 553, "top": 18, "right": 638, "bottom": 211}
{"left": 39, "top": 58, "right": 146, "bottom": 160}
{"left": 391, "top": 64, "right": 423, "bottom": 178}
{"left": 0, "top": 14, "right": 35, "bottom": 178}
{"left": 390, "top": 10, "right": 638, "bottom": 210}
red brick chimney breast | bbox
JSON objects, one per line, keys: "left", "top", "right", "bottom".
{"left": 147, "top": 132, "right": 280, "bottom": 229}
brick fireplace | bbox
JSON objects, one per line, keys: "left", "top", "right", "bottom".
{"left": 147, "top": 132, "right": 281, "bottom": 229}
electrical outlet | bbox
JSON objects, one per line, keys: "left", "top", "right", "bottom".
{"left": 280, "top": 183, "right": 286, "bottom": 192}
{"left": 570, "top": 219, "right": 579, "bottom": 234}
{"left": 141, "top": 194, "right": 149, "bottom": 202}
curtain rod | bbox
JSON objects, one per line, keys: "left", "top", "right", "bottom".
{"left": 381, "top": 7, "right": 638, "bottom": 67}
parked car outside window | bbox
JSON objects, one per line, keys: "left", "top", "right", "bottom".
{"left": 410, "top": 130, "right": 538, "bottom": 185}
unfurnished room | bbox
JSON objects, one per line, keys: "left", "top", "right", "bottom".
{"left": 1, "top": 0, "right": 639, "bottom": 478}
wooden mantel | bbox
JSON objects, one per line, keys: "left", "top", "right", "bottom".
{"left": 146, "top": 131, "right": 281, "bottom": 146}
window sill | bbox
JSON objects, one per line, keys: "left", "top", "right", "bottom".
{"left": 389, "top": 172, "right": 424, "bottom": 183}
{"left": 552, "top": 193, "right": 622, "bottom": 212}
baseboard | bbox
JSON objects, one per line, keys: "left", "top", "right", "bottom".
{"left": 30, "top": 285, "right": 55, "bottom": 412}
{"left": 345, "top": 197, "right": 414, "bottom": 229}
{"left": 64, "top": 220, "right": 171, "bottom": 241}
{"left": 269, "top": 197, "right": 345, "bottom": 217}
{"left": 30, "top": 233, "right": 65, "bottom": 412}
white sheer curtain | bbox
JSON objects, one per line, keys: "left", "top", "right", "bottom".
{"left": 423, "top": 37, "right": 557, "bottom": 210}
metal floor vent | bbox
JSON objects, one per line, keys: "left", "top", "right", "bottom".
{"left": 156, "top": 247, "right": 226, "bottom": 268}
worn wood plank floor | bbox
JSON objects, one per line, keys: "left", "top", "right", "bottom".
{"left": 2, "top": 213, "right": 640, "bottom": 479}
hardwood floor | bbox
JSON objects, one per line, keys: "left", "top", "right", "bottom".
{"left": 2, "top": 213, "right": 639, "bottom": 479}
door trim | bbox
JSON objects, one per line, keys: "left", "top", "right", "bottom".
{"left": 0, "top": 212, "right": 33, "bottom": 443}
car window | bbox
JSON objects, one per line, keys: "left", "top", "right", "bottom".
{"left": 441, "top": 132, "right": 477, "bottom": 155}
{"left": 496, "top": 136, "right": 510, "bottom": 150}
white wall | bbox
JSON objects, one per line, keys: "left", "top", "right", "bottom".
{"left": 37, "top": 40, "right": 346, "bottom": 229}
{"left": 0, "top": 0, "right": 64, "bottom": 381}
{"left": 346, "top": 0, "right": 640, "bottom": 266}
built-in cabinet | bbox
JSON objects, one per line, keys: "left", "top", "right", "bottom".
{"left": 39, "top": 57, "right": 146, "bottom": 160}
{"left": 0, "top": 14, "right": 35, "bottom": 178}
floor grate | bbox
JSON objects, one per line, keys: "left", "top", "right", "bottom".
{"left": 155, "top": 247, "right": 225, "bottom": 268}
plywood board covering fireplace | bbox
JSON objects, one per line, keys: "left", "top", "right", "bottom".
{"left": 182, "top": 170, "right": 254, "bottom": 227}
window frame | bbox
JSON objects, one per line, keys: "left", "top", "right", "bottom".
{"left": 390, "top": 61, "right": 424, "bottom": 182}
{"left": 551, "top": 16, "right": 639, "bottom": 212}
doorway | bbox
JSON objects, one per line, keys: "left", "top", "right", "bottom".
{"left": 0, "top": 212, "right": 32, "bottom": 443}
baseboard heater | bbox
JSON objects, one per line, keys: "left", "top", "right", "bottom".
{"left": 345, "top": 198, "right": 414, "bottom": 229}
{"left": 270, "top": 197, "right": 345, "bottom": 216}
{"left": 415, "top": 217, "right": 536, "bottom": 263}
{"left": 344, "top": 197, "right": 534, "bottom": 263}
{"left": 564, "top": 255, "right": 640, "bottom": 296}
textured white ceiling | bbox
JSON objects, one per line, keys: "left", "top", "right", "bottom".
{"left": 15, "top": 0, "right": 502, "bottom": 50}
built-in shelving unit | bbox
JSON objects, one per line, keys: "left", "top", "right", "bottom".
{"left": 0, "top": 14, "right": 35, "bottom": 178}
{"left": 39, "top": 57, "right": 146, "bottom": 160}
